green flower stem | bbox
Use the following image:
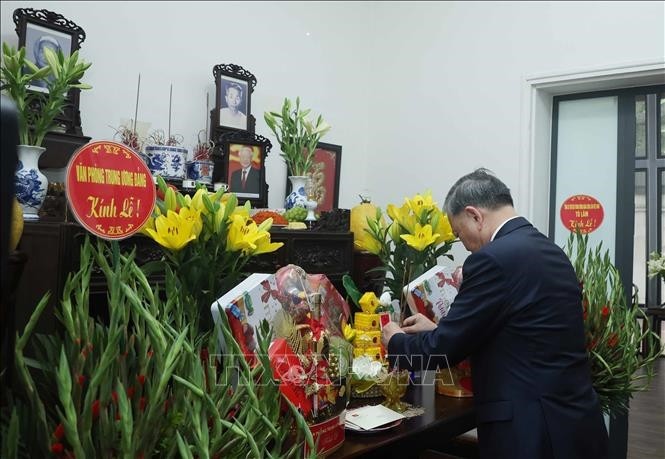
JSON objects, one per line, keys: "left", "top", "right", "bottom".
{"left": 565, "top": 232, "right": 661, "bottom": 415}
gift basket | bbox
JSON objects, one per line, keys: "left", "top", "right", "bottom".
{"left": 212, "top": 264, "right": 352, "bottom": 457}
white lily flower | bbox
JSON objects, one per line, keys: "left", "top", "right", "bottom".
{"left": 352, "top": 356, "right": 384, "bottom": 379}
{"left": 379, "top": 292, "right": 392, "bottom": 307}
{"left": 312, "top": 121, "right": 331, "bottom": 136}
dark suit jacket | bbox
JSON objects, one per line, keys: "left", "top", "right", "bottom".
{"left": 229, "top": 166, "right": 260, "bottom": 194}
{"left": 388, "top": 217, "right": 608, "bottom": 459}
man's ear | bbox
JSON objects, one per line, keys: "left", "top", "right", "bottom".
{"left": 464, "top": 206, "right": 484, "bottom": 225}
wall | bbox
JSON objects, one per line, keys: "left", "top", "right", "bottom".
{"left": 364, "top": 1, "right": 663, "bottom": 261}
{"left": 2, "top": 2, "right": 664, "bottom": 251}
{"left": 0, "top": 1, "right": 372, "bottom": 209}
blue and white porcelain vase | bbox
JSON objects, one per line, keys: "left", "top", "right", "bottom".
{"left": 285, "top": 175, "right": 309, "bottom": 210}
{"left": 186, "top": 159, "right": 214, "bottom": 184}
{"left": 143, "top": 145, "right": 188, "bottom": 180}
{"left": 14, "top": 145, "right": 48, "bottom": 221}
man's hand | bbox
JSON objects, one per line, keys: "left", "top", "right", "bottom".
{"left": 401, "top": 313, "right": 437, "bottom": 334}
{"left": 381, "top": 321, "right": 405, "bottom": 348}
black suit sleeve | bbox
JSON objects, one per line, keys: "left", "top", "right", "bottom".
{"left": 388, "top": 250, "right": 509, "bottom": 370}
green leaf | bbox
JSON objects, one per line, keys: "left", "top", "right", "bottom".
{"left": 342, "top": 274, "right": 362, "bottom": 307}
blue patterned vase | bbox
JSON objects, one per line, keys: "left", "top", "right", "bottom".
{"left": 15, "top": 145, "right": 48, "bottom": 221}
{"left": 285, "top": 175, "right": 309, "bottom": 210}
{"left": 186, "top": 159, "right": 214, "bottom": 184}
{"left": 143, "top": 145, "right": 188, "bottom": 180}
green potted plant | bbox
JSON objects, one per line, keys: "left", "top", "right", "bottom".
{"left": 565, "top": 232, "right": 661, "bottom": 418}
{"left": 264, "top": 97, "right": 330, "bottom": 209}
{"left": 1, "top": 42, "right": 91, "bottom": 220}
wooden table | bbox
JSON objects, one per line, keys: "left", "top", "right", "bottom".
{"left": 329, "top": 380, "right": 476, "bottom": 459}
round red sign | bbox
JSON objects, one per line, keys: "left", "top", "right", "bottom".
{"left": 559, "top": 194, "right": 604, "bottom": 234}
{"left": 66, "top": 141, "right": 156, "bottom": 240}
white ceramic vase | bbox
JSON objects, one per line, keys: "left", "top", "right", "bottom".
{"left": 14, "top": 145, "right": 48, "bottom": 220}
{"left": 285, "top": 175, "right": 309, "bottom": 210}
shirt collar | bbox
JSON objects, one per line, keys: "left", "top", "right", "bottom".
{"left": 490, "top": 216, "right": 520, "bottom": 241}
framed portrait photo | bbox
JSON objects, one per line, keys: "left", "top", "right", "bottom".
{"left": 213, "top": 64, "right": 256, "bottom": 132}
{"left": 218, "top": 131, "right": 271, "bottom": 208}
{"left": 14, "top": 8, "right": 85, "bottom": 93}
{"left": 286, "top": 142, "right": 342, "bottom": 212}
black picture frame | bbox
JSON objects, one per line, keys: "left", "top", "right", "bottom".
{"left": 215, "top": 131, "right": 271, "bottom": 208}
{"left": 213, "top": 64, "right": 257, "bottom": 133}
{"left": 285, "top": 142, "right": 342, "bottom": 212}
{"left": 13, "top": 8, "right": 86, "bottom": 134}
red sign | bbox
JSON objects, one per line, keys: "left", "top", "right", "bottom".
{"left": 305, "top": 413, "right": 345, "bottom": 457}
{"left": 66, "top": 141, "right": 155, "bottom": 240}
{"left": 560, "top": 194, "right": 604, "bottom": 234}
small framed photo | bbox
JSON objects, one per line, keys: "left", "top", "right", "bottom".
{"left": 214, "top": 64, "right": 256, "bottom": 132}
{"left": 286, "top": 142, "right": 342, "bottom": 212}
{"left": 221, "top": 134, "right": 271, "bottom": 208}
{"left": 14, "top": 8, "right": 85, "bottom": 93}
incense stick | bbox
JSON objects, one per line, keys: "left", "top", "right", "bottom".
{"left": 133, "top": 74, "right": 141, "bottom": 134}
{"left": 168, "top": 84, "right": 173, "bottom": 140}
{"left": 205, "top": 92, "right": 209, "bottom": 141}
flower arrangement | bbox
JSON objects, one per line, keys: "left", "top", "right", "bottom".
{"left": 140, "top": 176, "right": 283, "bottom": 333}
{"left": 1, "top": 42, "right": 92, "bottom": 147}
{"left": 354, "top": 190, "right": 457, "bottom": 312}
{"left": 1, "top": 236, "right": 315, "bottom": 458}
{"left": 565, "top": 232, "right": 661, "bottom": 415}
{"left": 264, "top": 97, "right": 331, "bottom": 177}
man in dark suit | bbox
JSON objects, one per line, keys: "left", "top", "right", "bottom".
{"left": 382, "top": 168, "right": 608, "bottom": 459}
{"left": 229, "top": 146, "right": 260, "bottom": 195}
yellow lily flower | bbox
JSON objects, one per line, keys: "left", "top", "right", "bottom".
{"left": 179, "top": 206, "right": 203, "bottom": 238}
{"left": 355, "top": 231, "right": 383, "bottom": 255}
{"left": 407, "top": 191, "right": 437, "bottom": 219}
{"left": 231, "top": 201, "right": 251, "bottom": 219}
{"left": 183, "top": 188, "right": 209, "bottom": 215}
{"left": 400, "top": 223, "right": 439, "bottom": 251}
{"left": 386, "top": 202, "right": 409, "bottom": 222}
{"left": 226, "top": 214, "right": 267, "bottom": 254}
{"left": 139, "top": 206, "right": 161, "bottom": 236}
{"left": 387, "top": 202, "right": 416, "bottom": 234}
{"left": 343, "top": 324, "right": 357, "bottom": 342}
{"left": 145, "top": 209, "right": 197, "bottom": 251}
{"left": 433, "top": 210, "right": 455, "bottom": 244}
{"left": 359, "top": 292, "right": 380, "bottom": 314}
{"left": 251, "top": 233, "right": 284, "bottom": 255}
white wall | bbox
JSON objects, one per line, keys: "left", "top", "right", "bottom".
{"left": 2, "top": 1, "right": 664, "bottom": 240}
{"left": 364, "top": 2, "right": 664, "bottom": 206}
{"left": 0, "top": 1, "right": 372, "bottom": 209}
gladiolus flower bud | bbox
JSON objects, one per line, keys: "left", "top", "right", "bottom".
{"left": 92, "top": 400, "right": 100, "bottom": 420}
{"left": 53, "top": 423, "right": 65, "bottom": 439}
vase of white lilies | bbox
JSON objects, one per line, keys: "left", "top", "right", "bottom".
{"left": 264, "top": 97, "right": 330, "bottom": 209}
